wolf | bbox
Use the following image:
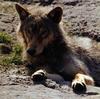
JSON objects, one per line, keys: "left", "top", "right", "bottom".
{"left": 15, "top": 4, "right": 94, "bottom": 93}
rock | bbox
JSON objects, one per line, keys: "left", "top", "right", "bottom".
{"left": 0, "top": 74, "right": 100, "bottom": 99}
{"left": 59, "top": 0, "right": 81, "bottom": 6}
{"left": 62, "top": 0, "right": 100, "bottom": 42}
{"left": 0, "top": 84, "right": 100, "bottom": 99}
{"left": 39, "top": 0, "right": 54, "bottom": 5}
{"left": 0, "top": 13, "right": 15, "bottom": 34}
{"left": 20, "top": 0, "right": 33, "bottom": 4}
{"left": 0, "top": 43, "right": 12, "bottom": 54}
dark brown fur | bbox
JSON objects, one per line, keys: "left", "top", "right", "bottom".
{"left": 15, "top": 4, "right": 94, "bottom": 93}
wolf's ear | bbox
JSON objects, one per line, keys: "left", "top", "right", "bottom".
{"left": 47, "top": 7, "right": 63, "bottom": 23}
{"left": 15, "top": 4, "right": 30, "bottom": 21}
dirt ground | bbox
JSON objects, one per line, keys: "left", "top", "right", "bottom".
{"left": 0, "top": 0, "right": 100, "bottom": 99}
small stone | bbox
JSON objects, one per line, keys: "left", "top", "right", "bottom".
{"left": 0, "top": 43, "right": 12, "bottom": 54}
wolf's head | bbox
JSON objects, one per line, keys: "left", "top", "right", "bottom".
{"left": 15, "top": 4, "right": 63, "bottom": 57}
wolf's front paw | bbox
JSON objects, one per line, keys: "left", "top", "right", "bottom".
{"left": 72, "top": 80, "right": 87, "bottom": 94}
{"left": 31, "top": 70, "right": 47, "bottom": 82}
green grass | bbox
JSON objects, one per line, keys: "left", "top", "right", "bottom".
{"left": 0, "top": 32, "right": 12, "bottom": 43}
{"left": 0, "top": 32, "right": 22, "bottom": 66}
{"left": 0, "top": 43, "right": 22, "bottom": 66}
{"left": 11, "top": 43, "right": 22, "bottom": 65}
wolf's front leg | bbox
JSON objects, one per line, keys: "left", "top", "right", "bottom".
{"left": 31, "top": 69, "right": 64, "bottom": 82}
{"left": 72, "top": 73, "right": 94, "bottom": 93}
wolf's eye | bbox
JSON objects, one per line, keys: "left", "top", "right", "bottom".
{"left": 39, "top": 30, "right": 48, "bottom": 38}
{"left": 30, "top": 23, "right": 37, "bottom": 32}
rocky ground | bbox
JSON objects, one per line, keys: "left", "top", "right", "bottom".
{"left": 0, "top": 0, "right": 100, "bottom": 99}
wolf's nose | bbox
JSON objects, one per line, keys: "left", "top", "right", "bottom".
{"left": 27, "top": 48, "right": 36, "bottom": 56}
